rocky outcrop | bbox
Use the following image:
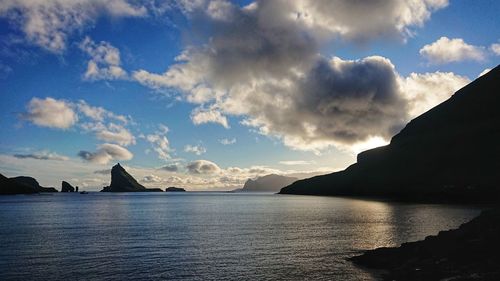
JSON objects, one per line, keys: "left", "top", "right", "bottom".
{"left": 0, "top": 173, "right": 38, "bottom": 194}
{"left": 10, "top": 176, "right": 58, "bottom": 192}
{"left": 243, "top": 174, "right": 298, "bottom": 192}
{"left": 280, "top": 66, "right": 500, "bottom": 203}
{"left": 165, "top": 187, "right": 186, "bottom": 192}
{"left": 61, "top": 181, "right": 75, "bottom": 192}
{"left": 351, "top": 209, "right": 500, "bottom": 281}
{"left": 101, "top": 163, "right": 163, "bottom": 192}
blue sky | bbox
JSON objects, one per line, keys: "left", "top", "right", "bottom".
{"left": 0, "top": 0, "right": 498, "bottom": 190}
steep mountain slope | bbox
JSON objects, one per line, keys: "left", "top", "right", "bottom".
{"left": 242, "top": 174, "right": 298, "bottom": 192}
{"left": 280, "top": 66, "right": 500, "bottom": 203}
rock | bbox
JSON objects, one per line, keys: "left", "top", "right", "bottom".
{"left": 0, "top": 173, "right": 38, "bottom": 194}
{"left": 280, "top": 66, "right": 500, "bottom": 203}
{"left": 350, "top": 209, "right": 500, "bottom": 281}
{"left": 242, "top": 174, "right": 298, "bottom": 192}
{"left": 101, "top": 163, "right": 163, "bottom": 192}
{"left": 165, "top": 187, "right": 186, "bottom": 192}
{"left": 61, "top": 181, "right": 75, "bottom": 192}
{"left": 10, "top": 176, "right": 58, "bottom": 192}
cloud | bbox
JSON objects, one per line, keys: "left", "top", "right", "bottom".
{"left": 186, "top": 160, "right": 220, "bottom": 174}
{"left": 78, "top": 143, "right": 133, "bottom": 165}
{"left": 23, "top": 97, "right": 78, "bottom": 129}
{"left": 190, "top": 107, "right": 229, "bottom": 128}
{"left": 279, "top": 160, "right": 314, "bottom": 166}
{"left": 13, "top": 151, "right": 69, "bottom": 161}
{"left": 142, "top": 174, "right": 163, "bottom": 183}
{"left": 184, "top": 144, "right": 207, "bottom": 155}
{"left": 478, "top": 68, "right": 492, "bottom": 77}
{"left": 93, "top": 169, "right": 111, "bottom": 175}
{"left": 94, "top": 123, "right": 135, "bottom": 146}
{"left": 76, "top": 100, "right": 128, "bottom": 123}
{"left": 132, "top": 1, "right": 456, "bottom": 153}
{"left": 491, "top": 43, "right": 500, "bottom": 56}
{"left": 79, "top": 36, "right": 127, "bottom": 80}
{"left": 0, "top": 0, "right": 147, "bottom": 53}
{"left": 401, "top": 71, "right": 470, "bottom": 117}
{"left": 419, "top": 37, "right": 486, "bottom": 64}
{"left": 144, "top": 125, "right": 172, "bottom": 160}
{"left": 219, "top": 138, "right": 236, "bottom": 145}
{"left": 159, "top": 164, "right": 179, "bottom": 172}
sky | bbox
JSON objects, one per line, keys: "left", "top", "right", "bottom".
{"left": 0, "top": 0, "right": 499, "bottom": 191}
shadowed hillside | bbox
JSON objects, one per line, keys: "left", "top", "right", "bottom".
{"left": 280, "top": 66, "right": 500, "bottom": 203}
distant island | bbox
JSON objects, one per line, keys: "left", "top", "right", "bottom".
{"left": 239, "top": 174, "right": 298, "bottom": 192}
{"left": 280, "top": 66, "right": 500, "bottom": 204}
{"left": 101, "top": 163, "right": 163, "bottom": 192}
{"left": 165, "top": 187, "right": 186, "bottom": 192}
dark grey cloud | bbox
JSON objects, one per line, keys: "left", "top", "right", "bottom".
{"left": 78, "top": 143, "right": 133, "bottom": 165}
{"left": 14, "top": 151, "right": 69, "bottom": 161}
{"left": 133, "top": 0, "right": 454, "bottom": 152}
{"left": 159, "top": 164, "right": 179, "bottom": 172}
{"left": 93, "top": 169, "right": 111, "bottom": 175}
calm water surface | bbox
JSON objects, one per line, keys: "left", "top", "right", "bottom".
{"left": 0, "top": 193, "right": 483, "bottom": 280}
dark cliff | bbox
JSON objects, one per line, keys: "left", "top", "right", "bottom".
{"left": 280, "top": 66, "right": 500, "bottom": 203}
{"left": 0, "top": 173, "right": 38, "bottom": 194}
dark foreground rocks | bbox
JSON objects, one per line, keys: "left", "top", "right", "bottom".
{"left": 351, "top": 209, "right": 500, "bottom": 281}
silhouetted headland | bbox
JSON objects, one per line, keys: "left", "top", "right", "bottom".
{"left": 351, "top": 209, "right": 500, "bottom": 280}
{"left": 280, "top": 66, "right": 500, "bottom": 204}
{"left": 165, "top": 187, "right": 186, "bottom": 192}
{"left": 101, "top": 163, "right": 162, "bottom": 192}
{"left": 242, "top": 174, "right": 298, "bottom": 192}
{"left": 0, "top": 173, "right": 38, "bottom": 194}
{"left": 11, "top": 176, "right": 58, "bottom": 193}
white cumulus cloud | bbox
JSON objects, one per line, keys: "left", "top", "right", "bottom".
{"left": 419, "top": 37, "right": 486, "bottom": 64}
{"left": 23, "top": 97, "right": 78, "bottom": 129}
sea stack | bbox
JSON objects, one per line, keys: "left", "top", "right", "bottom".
{"left": 101, "top": 163, "right": 162, "bottom": 192}
{"left": 61, "top": 181, "right": 75, "bottom": 192}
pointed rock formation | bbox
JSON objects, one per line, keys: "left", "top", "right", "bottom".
{"left": 11, "top": 176, "right": 58, "bottom": 192}
{"left": 0, "top": 173, "right": 38, "bottom": 194}
{"left": 242, "top": 174, "right": 298, "bottom": 192}
{"left": 280, "top": 66, "right": 500, "bottom": 203}
{"left": 101, "top": 163, "right": 162, "bottom": 192}
{"left": 61, "top": 181, "right": 75, "bottom": 192}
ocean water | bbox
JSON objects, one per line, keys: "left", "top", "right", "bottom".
{"left": 0, "top": 192, "right": 482, "bottom": 280}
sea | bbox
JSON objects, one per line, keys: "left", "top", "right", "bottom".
{"left": 0, "top": 192, "right": 483, "bottom": 280}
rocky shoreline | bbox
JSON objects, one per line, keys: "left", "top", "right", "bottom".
{"left": 351, "top": 209, "right": 500, "bottom": 281}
